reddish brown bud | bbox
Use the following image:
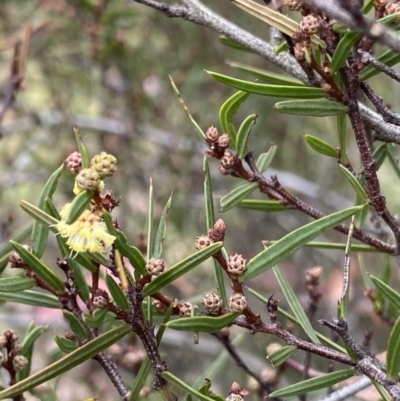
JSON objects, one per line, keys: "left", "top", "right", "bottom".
{"left": 209, "top": 219, "right": 226, "bottom": 242}
{"left": 299, "top": 14, "right": 320, "bottom": 35}
{"left": 205, "top": 126, "right": 219, "bottom": 143}
{"left": 65, "top": 151, "right": 82, "bottom": 174}
{"left": 218, "top": 134, "right": 230, "bottom": 149}
{"left": 221, "top": 151, "right": 236, "bottom": 169}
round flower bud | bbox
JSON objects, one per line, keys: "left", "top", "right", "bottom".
{"left": 284, "top": 0, "right": 303, "bottom": 11}
{"left": 227, "top": 254, "right": 247, "bottom": 277}
{"left": 205, "top": 126, "right": 219, "bottom": 143}
{"left": 385, "top": 2, "right": 400, "bottom": 20}
{"left": 226, "top": 395, "right": 243, "bottom": 401}
{"left": 299, "top": 14, "right": 320, "bottom": 35}
{"left": 209, "top": 219, "right": 226, "bottom": 242}
{"left": 221, "top": 151, "right": 236, "bottom": 169}
{"left": 12, "top": 355, "right": 28, "bottom": 372}
{"left": 146, "top": 258, "right": 165, "bottom": 277}
{"left": 202, "top": 292, "right": 223, "bottom": 314}
{"left": 179, "top": 301, "right": 195, "bottom": 317}
{"left": 75, "top": 168, "right": 101, "bottom": 191}
{"left": 218, "top": 134, "right": 230, "bottom": 149}
{"left": 195, "top": 235, "right": 214, "bottom": 250}
{"left": 92, "top": 295, "right": 108, "bottom": 308}
{"left": 229, "top": 293, "right": 247, "bottom": 312}
{"left": 90, "top": 152, "right": 118, "bottom": 179}
{"left": 152, "top": 299, "right": 168, "bottom": 313}
{"left": 65, "top": 151, "right": 82, "bottom": 174}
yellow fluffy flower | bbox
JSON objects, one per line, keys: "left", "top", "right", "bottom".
{"left": 57, "top": 205, "right": 115, "bottom": 254}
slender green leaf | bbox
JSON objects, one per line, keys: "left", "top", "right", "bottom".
{"left": 70, "top": 260, "right": 90, "bottom": 303}
{"left": 66, "top": 190, "right": 93, "bottom": 224}
{"left": 269, "top": 369, "right": 355, "bottom": 397}
{"left": 267, "top": 345, "right": 297, "bottom": 367}
{"left": 10, "top": 241, "right": 65, "bottom": 292}
{"left": 337, "top": 114, "right": 348, "bottom": 164}
{"left": 362, "top": 0, "right": 374, "bottom": 13}
{"left": 153, "top": 193, "right": 172, "bottom": 259}
{"left": 45, "top": 197, "right": 61, "bottom": 220}
{"left": 0, "top": 325, "right": 131, "bottom": 400}
{"left": 73, "top": 126, "right": 89, "bottom": 168}
{"left": 103, "top": 210, "right": 146, "bottom": 276}
{"left": 304, "top": 134, "right": 337, "bottom": 158}
{"left": 220, "top": 183, "right": 258, "bottom": 212}
{"left": 32, "top": 164, "right": 63, "bottom": 258}
{"left": 288, "top": 241, "right": 377, "bottom": 252}
{"left": 166, "top": 312, "right": 240, "bottom": 333}
{"left": 219, "top": 36, "right": 254, "bottom": 53}
{"left": 238, "top": 199, "right": 287, "bottom": 212}
{"left": 0, "top": 276, "right": 35, "bottom": 292}
{"left": 231, "top": 0, "right": 325, "bottom": 49}
{"left": 0, "top": 290, "right": 60, "bottom": 308}
{"left": 256, "top": 144, "right": 277, "bottom": 172}
{"left": 227, "top": 61, "right": 304, "bottom": 86}
{"left": 162, "top": 371, "right": 216, "bottom": 401}
{"left": 242, "top": 205, "right": 365, "bottom": 282}
{"left": 339, "top": 165, "right": 368, "bottom": 203}
{"left": 330, "top": 32, "right": 360, "bottom": 73}
{"left": 273, "top": 265, "right": 320, "bottom": 344}
{"left": 360, "top": 49, "right": 400, "bottom": 81}
{"left": 387, "top": 316, "right": 400, "bottom": 378}
{"left": 20, "top": 200, "right": 59, "bottom": 228}
{"left": 276, "top": 100, "right": 348, "bottom": 117}
{"left": 219, "top": 91, "right": 250, "bottom": 149}
{"left": 54, "top": 335, "right": 79, "bottom": 354}
{"left": 387, "top": 143, "right": 400, "bottom": 180}
{"left": 207, "top": 71, "right": 326, "bottom": 99}
{"left": 84, "top": 308, "right": 109, "bottom": 328}
{"left": 369, "top": 274, "right": 400, "bottom": 311}
{"left": 147, "top": 178, "right": 154, "bottom": 260}
{"left": 237, "top": 114, "right": 257, "bottom": 159}
{"left": 63, "top": 310, "right": 88, "bottom": 341}
{"left": 373, "top": 143, "right": 387, "bottom": 171}
{"left": 376, "top": 254, "right": 393, "bottom": 309}
{"left": 203, "top": 157, "right": 227, "bottom": 307}
{"left": 0, "top": 225, "right": 32, "bottom": 261}
{"left": 143, "top": 242, "right": 223, "bottom": 296}
{"left": 105, "top": 274, "right": 129, "bottom": 311}
{"left": 371, "top": 380, "right": 392, "bottom": 401}
{"left": 169, "top": 75, "right": 206, "bottom": 142}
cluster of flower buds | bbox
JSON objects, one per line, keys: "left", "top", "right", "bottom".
{"left": 179, "top": 301, "right": 195, "bottom": 317}
{"left": 65, "top": 151, "right": 117, "bottom": 193}
{"left": 202, "top": 291, "right": 223, "bottom": 314}
{"left": 282, "top": 0, "right": 303, "bottom": 11}
{"left": 195, "top": 234, "right": 214, "bottom": 250}
{"left": 385, "top": 1, "right": 400, "bottom": 20}
{"left": 229, "top": 293, "right": 247, "bottom": 312}
{"left": 0, "top": 330, "right": 28, "bottom": 372}
{"left": 145, "top": 258, "right": 165, "bottom": 277}
{"left": 226, "top": 254, "right": 247, "bottom": 278}
{"left": 205, "top": 126, "right": 230, "bottom": 159}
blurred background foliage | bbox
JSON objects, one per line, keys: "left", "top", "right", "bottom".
{"left": 1, "top": 0, "right": 400, "bottom": 400}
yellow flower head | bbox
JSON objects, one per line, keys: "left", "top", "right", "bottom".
{"left": 57, "top": 205, "right": 115, "bottom": 254}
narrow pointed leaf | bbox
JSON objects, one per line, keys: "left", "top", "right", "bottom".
{"left": 45, "top": 197, "right": 61, "bottom": 220}
{"left": 0, "top": 325, "right": 131, "bottom": 400}
{"left": 267, "top": 345, "right": 297, "bottom": 367}
{"left": 339, "top": 165, "right": 368, "bottom": 203}
{"left": 238, "top": 199, "right": 287, "bottom": 212}
{"left": 32, "top": 164, "right": 63, "bottom": 258}
{"left": 273, "top": 265, "right": 320, "bottom": 343}
{"left": 362, "top": 0, "right": 374, "bottom": 13}
{"left": 360, "top": 49, "right": 400, "bottom": 81}
{"left": 162, "top": 371, "right": 215, "bottom": 401}
{"left": 220, "top": 183, "right": 258, "bottom": 212}
{"left": 337, "top": 114, "right": 348, "bottom": 164}
{"left": 66, "top": 190, "right": 93, "bottom": 224}
{"left": 143, "top": 242, "right": 223, "bottom": 296}
{"left": 70, "top": 260, "right": 90, "bottom": 302}
{"left": 227, "top": 61, "right": 304, "bottom": 86}
{"left": 147, "top": 178, "right": 154, "bottom": 260}
{"left": 330, "top": 32, "right": 361, "bottom": 73}
{"left": 20, "top": 200, "right": 59, "bottom": 227}
{"left": 0, "top": 290, "right": 60, "bottom": 308}
{"left": 105, "top": 274, "right": 129, "bottom": 311}
{"left": 166, "top": 312, "right": 240, "bottom": 333}
{"left": 84, "top": 308, "right": 109, "bottom": 328}
{"left": 204, "top": 157, "right": 227, "bottom": 307}
{"left": 0, "top": 224, "right": 32, "bottom": 260}
{"left": 54, "top": 335, "right": 79, "bottom": 354}
{"left": 237, "top": 114, "right": 257, "bottom": 159}
{"left": 387, "top": 316, "right": 400, "bottom": 378}
{"left": 219, "top": 36, "right": 254, "bottom": 53}
{"left": 63, "top": 310, "right": 88, "bottom": 341}
{"left": 289, "top": 241, "right": 377, "bottom": 252}
{"left": 369, "top": 274, "right": 400, "bottom": 311}
{"left": 10, "top": 241, "right": 65, "bottom": 292}
{"left": 256, "top": 145, "right": 277, "bottom": 172}
{"left": 153, "top": 193, "right": 172, "bottom": 259}
{"left": 73, "top": 126, "right": 89, "bottom": 168}
{"left": 103, "top": 210, "right": 146, "bottom": 276}
{"left": 207, "top": 71, "right": 326, "bottom": 99}
{"left": 219, "top": 91, "right": 250, "bottom": 149}
{"left": 242, "top": 204, "right": 365, "bottom": 282}
{"left": 304, "top": 134, "right": 337, "bottom": 158}
{"left": 269, "top": 369, "right": 355, "bottom": 397}
{"left": 276, "top": 100, "right": 348, "bottom": 117}
{"left": 387, "top": 143, "right": 400, "bottom": 180}
{"left": 0, "top": 276, "right": 35, "bottom": 292}
{"left": 169, "top": 75, "right": 206, "bottom": 142}
{"left": 373, "top": 143, "right": 387, "bottom": 171}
